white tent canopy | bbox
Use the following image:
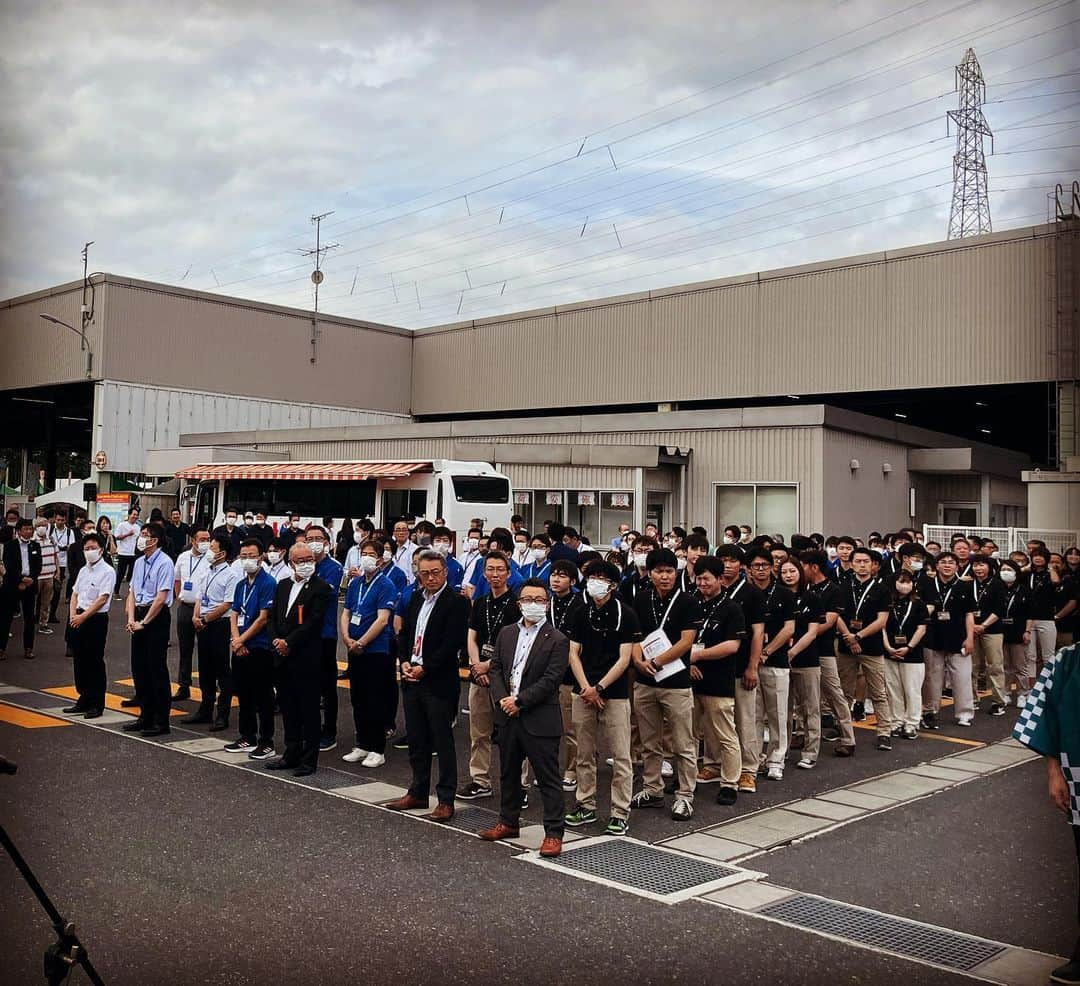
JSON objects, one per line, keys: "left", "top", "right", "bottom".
{"left": 33, "top": 479, "right": 94, "bottom": 508}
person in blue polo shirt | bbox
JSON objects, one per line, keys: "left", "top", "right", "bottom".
{"left": 121, "top": 522, "right": 175, "bottom": 737}
{"left": 304, "top": 525, "right": 344, "bottom": 752}
{"left": 340, "top": 538, "right": 399, "bottom": 768}
{"left": 522, "top": 534, "right": 553, "bottom": 585}
{"left": 469, "top": 530, "right": 524, "bottom": 600}
{"left": 225, "top": 539, "right": 278, "bottom": 760}
{"left": 432, "top": 527, "right": 464, "bottom": 589}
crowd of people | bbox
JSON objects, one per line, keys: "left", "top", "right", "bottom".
{"left": 0, "top": 506, "right": 1073, "bottom": 857}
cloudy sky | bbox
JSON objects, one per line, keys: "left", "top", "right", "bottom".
{"left": 1, "top": 0, "right": 1076, "bottom": 328}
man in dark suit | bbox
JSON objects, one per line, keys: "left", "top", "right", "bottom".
{"left": 385, "top": 549, "right": 469, "bottom": 821}
{"left": 0, "top": 518, "right": 43, "bottom": 659}
{"left": 266, "top": 542, "right": 329, "bottom": 776}
{"left": 478, "top": 578, "right": 569, "bottom": 857}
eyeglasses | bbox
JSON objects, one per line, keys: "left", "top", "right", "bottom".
{"left": 418, "top": 569, "right": 443, "bottom": 579}
{"left": 519, "top": 596, "right": 548, "bottom": 605}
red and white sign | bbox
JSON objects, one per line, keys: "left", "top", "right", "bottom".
{"left": 610, "top": 493, "right": 631, "bottom": 508}
{"left": 577, "top": 492, "right": 596, "bottom": 506}
{"left": 545, "top": 492, "right": 563, "bottom": 506}
{"left": 513, "top": 491, "right": 531, "bottom": 505}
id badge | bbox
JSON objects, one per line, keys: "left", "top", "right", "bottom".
{"left": 1002, "top": 618, "right": 1015, "bottom": 626}
{"left": 481, "top": 643, "right": 496, "bottom": 661}
{"left": 183, "top": 581, "right": 194, "bottom": 592}
{"left": 937, "top": 611, "right": 951, "bottom": 622}
{"left": 350, "top": 613, "right": 362, "bottom": 625}
{"left": 850, "top": 620, "right": 863, "bottom": 631}
{"left": 894, "top": 635, "right": 908, "bottom": 646}
{"left": 237, "top": 613, "right": 247, "bottom": 628}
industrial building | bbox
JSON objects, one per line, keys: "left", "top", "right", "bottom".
{"left": 1, "top": 215, "right": 1076, "bottom": 541}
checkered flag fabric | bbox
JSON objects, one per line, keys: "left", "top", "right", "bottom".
{"left": 1061, "top": 752, "right": 1080, "bottom": 826}
{"left": 1012, "top": 653, "right": 1057, "bottom": 749}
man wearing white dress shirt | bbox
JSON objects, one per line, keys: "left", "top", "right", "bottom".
{"left": 187, "top": 535, "right": 239, "bottom": 730}
{"left": 114, "top": 505, "right": 141, "bottom": 597}
{"left": 62, "top": 532, "right": 116, "bottom": 718}
{"left": 171, "top": 526, "right": 212, "bottom": 702}
{"left": 391, "top": 519, "right": 417, "bottom": 584}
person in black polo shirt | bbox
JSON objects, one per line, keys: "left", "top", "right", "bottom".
{"left": 998, "top": 560, "right": 1035, "bottom": 706}
{"left": 715, "top": 544, "right": 767, "bottom": 792}
{"left": 800, "top": 550, "right": 856, "bottom": 758}
{"left": 1026, "top": 549, "right": 1066, "bottom": 671}
{"left": 920, "top": 551, "right": 976, "bottom": 730}
{"left": 971, "top": 556, "right": 1008, "bottom": 716}
{"left": 780, "top": 558, "right": 826, "bottom": 770}
{"left": 549, "top": 560, "right": 584, "bottom": 791}
{"left": 565, "top": 561, "right": 640, "bottom": 836}
{"left": 630, "top": 548, "right": 702, "bottom": 820}
{"left": 745, "top": 548, "right": 796, "bottom": 780}
{"left": 836, "top": 546, "right": 895, "bottom": 750}
{"left": 883, "top": 570, "right": 930, "bottom": 740}
{"left": 618, "top": 535, "right": 656, "bottom": 605}
{"left": 163, "top": 508, "right": 191, "bottom": 561}
{"left": 691, "top": 556, "right": 744, "bottom": 805}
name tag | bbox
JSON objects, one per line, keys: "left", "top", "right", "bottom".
{"left": 1002, "top": 618, "right": 1015, "bottom": 626}
{"left": 974, "top": 611, "right": 982, "bottom": 620}
{"left": 894, "top": 635, "right": 908, "bottom": 646}
{"left": 937, "top": 612, "right": 951, "bottom": 622}
{"left": 237, "top": 614, "right": 246, "bottom": 628}
{"left": 481, "top": 643, "right": 496, "bottom": 661}
{"left": 350, "top": 613, "right": 362, "bottom": 625}
{"left": 849, "top": 620, "right": 863, "bottom": 630}
{"left": 183, "top": 581, "right": 194, "bottom": 592}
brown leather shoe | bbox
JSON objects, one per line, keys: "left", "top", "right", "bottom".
{"left": 384, "top": 795, "right": 427, "bottom": 811}
{"left": 478, "top": 822, "right": 520, "bottom": 842}
{"left": 834, "top": 744, "right": 855, "bottom": 758}
{"left": 539, "top": 836, "right": 563, "bottom": 858}
{"left": 426, "top": 802, "right": 454, "bottom": 822}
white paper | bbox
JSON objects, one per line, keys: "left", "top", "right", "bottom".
{"left": 640, "top": 628, "right": 672, "bottom": 662}
{"left": 653, "top": 657, "right": 687, "bottom": 682}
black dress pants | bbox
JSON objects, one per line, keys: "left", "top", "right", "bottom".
{"left": 403, "top": 682, "right": 458, "bottom": 805}
{"left": 348, "top": 650, "right": 396, "bottom": 754}
{"left": 195, "top": 619, "right": 232, "bottom": 722}
{"left": 319, "top": 636, "right": 338, "bottom": 741}
{"left": 131, "top": 606, "right": 171, "bottom": 728}
{"left": 496, "top": 717, "right": 565, "bottom": 836}
{"left": 276, "top": 656, "right": 321, "bottom": 769}
{"left": 175, "top": 601, "right": 196, "bottom": 687}
{"left": 234, "top": 647, "right": 275, "bottom": 746}
{"left": 72, "top": 611, "right": 108, "bottom": 709}
{"left": 116, "top": 555, "right": 136, "bottom": 590}
{"left": 0, "top": 585, "right": 37, "bottom": 653}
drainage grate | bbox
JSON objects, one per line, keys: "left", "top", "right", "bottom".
{"left": 449, "top": 805, "right": 502, "bottom": 834}
{"left": 758, "top": 895, "right": 1004, "bottom": 971}
{"left": 549, "top": 839, "right": 740, "bottom": 896}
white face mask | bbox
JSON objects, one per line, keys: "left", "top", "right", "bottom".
{"left": 383, "top": 549, "right": 392, "bottom": 563}
{"left": 515, "top": 542, "right": 528, "bottom": 554}
{"left": 663, "top": 538, "right": 675, "bottom": 549}
{"left": 267, "top": 551, "right": 282, "bottom": 565}
{"left": 465, "top": 538, "right": 479, "bottom": 552}
{"left": 226, "top": 517, "right": 236, "bottom": 528}
{"left": 359, "top": 555, "right": 378, "bottom": 574}
{"left": 909, "top": 559, "right": 924, "bottom": 572}
{"left": 723, "top": 536, "right": 736, "bottom": 545}
{"left": 241, "top": 557, "right": 260, "bottom": 574}
{"left": 826, "top": 546, "right": 838, "bottom": 559}
{"left": 84, "top": 548, "right": 102, "bottom": 564}
{"left": 294, "top": 561, "right": 315, "bottom": 580}
{"left": 586, "top": 578, "right": 611, "bottom": 600}
{"left": 620, "top": 540, "right": 631, "bottom": 551}
{"left": 677, "top": 558, "right": 687, "bottom": 570}
{"left": 309, "top": 541, "right": 325, "bottom": 556}
{"left": 1000, "top": 569, "right": 1017, "bottom": 584}
{"left": 354, "top": 531, "right": 363, "bottom": 544}
{"left": 35, "top": 526, "right": 48, "bottom": 539}
{"left": 136, "top": 536, "right": 149, "bottom": 551}
{"left": 896, "top": 581, "right": 913, "bottom": 596}
{"left": 632, "top": 552, "right": 648, "bottom": 569}
{"left": 520, "top": 601, "right": 547, "bottom": 623}
{"left": 194, "top": 540, "right": 209, "bottom": 554}
{"left": 531, "top": 547, "right": 547, "bottom": 562}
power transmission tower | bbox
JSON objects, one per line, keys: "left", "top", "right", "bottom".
{"left": 946, "top": 48, "right": 993, "bottom": 239}
{"left": 300, "top": 211, "right": 338, "bottom": 364}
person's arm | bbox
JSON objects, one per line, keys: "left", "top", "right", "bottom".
{"left": 762, "top": 619, "right": 796, "bottom": 660}
{"left": 963, "top": 612, "right": 975, "bottom": 653}
{"left": 786, "top": 622, "right": 818, "bottom": 660}
{"left": 1047, "top": 756, "right": 1070, "bottom": 813}
{"left": 467, "top": 626, "right": 481, "bottom": 667}
{"left": 743, "top": 623, "right": 765, "bottom": 688}
{"left": 856, "top": 610, "right": 889, "bottom": 640}
{"left": 420, "top": 595, "right": 470, "bottom": 674}
{"left": 488, "top": 630, "right": 510, "bottom": 705}
{"left": 817, "top": 610, "right": 839, "bottom": 636}
{"left": 569, "top": 640, "right": 591, "bottom": 692}
{"left": 137, "top": 588, "right": 169, "bottom": 629}
{"left": 692, "top": 638, "right": 739, "bottom": 661}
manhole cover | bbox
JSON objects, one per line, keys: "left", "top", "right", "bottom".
{"left": 449, "top": 805, "right": 502, "bottom": 833}
{"left": 758, "top": 895, "right": 1004, "bottom": 971}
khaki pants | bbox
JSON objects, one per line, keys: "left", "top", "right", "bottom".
{"left": 756, "top": 666, "right": 790, "bottom": 768}
{"left": 838, "top": 651, "right": 893, "bottom": 736}
{"left": 734, "top": 680, "right": 761, "bottom": 774}
{"left": 884, "top": 659, "right": 924, "bottom": 728}
{"left": 922, "top": 649, "right": 974, "bottom": 719}
{"left": 693, "top": 694, "right": 740, "bottom": 785}
{"left": 559, "top": 684, "right": 577, "bottom": 781}
{"left": 821, "top": 652, "right": 856, "bottom": 747}
{"left": 36, "top": 578, "right": 54, "bottom": 627}
{"left": 789, "top": 667, "right": 821, "bottom": 762}
{"left": 634, "top": 684, "right": 697, "bottom": 801}
{"left": 573, "top": 695, "right": 632, "bottom": 819}
{"left": 468, "top": 682, "right": 494, "bottom": 788}
{"left": 1005, "top": 642, "right": 1036, "bottom": 696}
{"left": 1026, "top": 620, "right": 1057, "bottom": 668}
{"left": 971, "top": 632, "right": 1006, "bottom": 705}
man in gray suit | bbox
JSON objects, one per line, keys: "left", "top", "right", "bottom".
{"left": 479, "top": 578, "right": 569, "bottom": 857}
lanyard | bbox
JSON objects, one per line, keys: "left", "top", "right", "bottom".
{"left": 650, "top": 587, "right": 681, "bottom": 633}
{"left": 935, "top": 577, "right": 956, "bottom": 611}
{"left": 851, "top": 579, "right": 875, "bottom": 620}
{"left": 203, "top": 565, "right": 228, "bottom": 601}
{"left": 511, "top": 624, "right": 539, "bottom": 680}
{"left": 1005, "top": 590, "right": 1017, "bottom": 617}
{"left": 395, "top": 544, "right": 410, "bottom": 563}
{"left": 893, "top": 600, "right": 913, "bottom": 632}
{"left": 485, "top": 593, "right": 513, "bottom": 641}
{"left": 975, "top": 580, "right": 992, "bottom": 610}
{"left": 358, "top": 572, "right": 384, "bottom": 608}
{"left": 762, "top": 580, "right": 779, "bottom": 610}
{"left": 240, "top": 577, "right": 259, "bottom": 615}
{"left": 269, "top": 561, "right": 287, "bottom": 578}
{"left": 141, "top": 553, "right": 160, "bottom": 596}
{"left": 188, "top": 553, "right": 205, "bottom": 579}
{"left": 530, "top": 561, "right": 551, "bottom": 581}
{"left": 551, "top": 593, "right": 574, "bottom": 631}
{"left": 587, "top": 597, "right": 623, "bottom": 633}
{"left": 722, "top": 578, "right": 746, "bottom": 603}
{"left": 699, "top": 595, "right": 726, "bottom": 637}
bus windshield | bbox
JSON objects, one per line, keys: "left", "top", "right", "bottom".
{"left": 451, "top": 475, "right": 510, "bottom": 504}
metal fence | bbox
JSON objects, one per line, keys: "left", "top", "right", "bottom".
{"left": 922, "top": 525, "right": 1080, "bottom": 554}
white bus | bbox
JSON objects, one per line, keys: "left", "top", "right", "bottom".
{"left": 177, "top": 459, "right": 513, "bottom": 540}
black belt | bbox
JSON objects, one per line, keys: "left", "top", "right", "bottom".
{"left": 135, "top": 605, "right": 152, "bottom": 617}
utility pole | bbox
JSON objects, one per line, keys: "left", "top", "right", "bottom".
{"left": 946, "top": 48, "right": 993, "bottom": 239}
{"left": 81, "top": 241, "right": 94, "bottom": 377}
{"left": 300, "top": 212, "right": 338, "bottom": 364}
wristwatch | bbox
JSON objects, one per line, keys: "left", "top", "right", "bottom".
{"left": 596, "top": 682, "right": 607, "bottom": 696}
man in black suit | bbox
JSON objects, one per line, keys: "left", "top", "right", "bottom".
{"left": 266, "top": 542, "right": 329, "bottom": 776}
{"left": 479, "top": 578, "right": 569, "bottom": 857}
{"left": 385, "top": 549, "right": 469, "bottom": 821}
{"left": 0, "top": 518, "right": 43, "bottom": 659}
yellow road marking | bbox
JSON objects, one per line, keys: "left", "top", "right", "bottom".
{"left": 0, "top": 702, "right": 73, "bottom": 729}
{"left": 43, "top": 686, "right": 185, "bottom": 718}
{"left": 852, "top": 709, "right": 986, "bottom": 747}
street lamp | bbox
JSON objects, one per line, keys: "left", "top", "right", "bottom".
{"left": 39, "top": 313, "right": 93, "bottom": 378}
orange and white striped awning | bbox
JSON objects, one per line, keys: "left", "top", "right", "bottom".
{"left": 175, "top": 461, "right": 431, "bottom": 482}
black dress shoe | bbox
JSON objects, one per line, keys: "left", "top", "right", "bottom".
{"left": 140, "top": 726, "right": 171, "bottom": 737}
{"left": 292, "top": 765, "right": 316, "bottom": 777}
{"left": 120, "top": 698, "right": 140, "bottom": 708}
{"left": 62, "top": 704, "right": 86, "bottom": 714}
{"left": 336, "top": 669, "right": 349, "bottom": 680}
{"left": 64, "top": 647, "right": 74, "bottom": 657}
{"left": 208, "top": 720, "right": 229, "bottom": 732}
{"left": 181, "top": 713, "right": 213, "bottom": 725}
{"left": 265, "top": 758, "right": 299, "bottom": 771}
{"left": 121, "top": 719, "right": 148, "bottom": 732}
{"left": 83, "top": 708, "right": 104, "bottom": 719}
{"left": 172, "top": 687, "right": 191, "bottom": 701}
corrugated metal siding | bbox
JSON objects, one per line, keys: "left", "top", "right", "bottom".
{"left": 97, "top": 381, "right": 409, "bottom": 473}
{"left": 500, "top": 463, "right": 635, "bottom": 490}
{"left": 0, "top": 285, "right": 104, "bottom": 389}
{"left": 254, "top": 438, "right": 460, "bottom": 460}
{"left": 103, "top": 284, "right": 412, "bottom": 414}
{"left": 411, "top": 228, "right": 1055, "bottom": 415}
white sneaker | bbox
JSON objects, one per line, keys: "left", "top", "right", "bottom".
{"left": 1016, "top": 693, "right": 1027, "bottom": 709}
{"left": 605, "top": 756, "right": 614, "bottom": 766}
{"left": 767, "top": 765, "right": 784, "bottom": 781}
{"left": 661, "top": 759, "right": 673, "bottom": 777}
{"left": 956, "top": 714, "right": 973, "bottom": 727}
{"left": 797, "top": 758, "right": 815, "bottom": 769}
{"left": 361, "top": 751, "right": 386, "bottom": 768}
{"left": 342, "top": 747, "right": 369, "bottom": 763}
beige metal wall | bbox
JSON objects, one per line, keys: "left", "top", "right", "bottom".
{"left": 0, "top": 280, "right": 104, "bottom": 389}
{"left": 821, "top": 431, "right": 913, "bottom": 536}
{"left": 411, "top": 225, "right": 1056, "bottom": 415}
{"left": 101, "top": 278, "right": 413, "bottom": 414}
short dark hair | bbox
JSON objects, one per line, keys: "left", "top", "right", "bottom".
{"left": 483, "top": 550, "right": 511, "bottom": 570}
{"left": 211, "top": 535, "right": 234, "bottom": 560}
{"left": 588, "top": 560, "right": 622, "bottom": 583}
{"left": 16, "top": 517, "right": 34, "bottom": 531}
{"left": 81, "top": 532, "right": 102, "bottom": 548}
{"left": 433, "top": 527, "right": 453, "bottom": 540}
{"left": 836, "top": 535, "right": 856, "bottom": 548}
{"left": 743, "top": 547, "right": 772, "bottom": 566}
{"left": 935, "top": 550, "right": 959, "bottom": 564}
{"left": 304, "top": 525, "right": 330, "bottom": 541}
{"left": 547, "top": 522, "right": 566, "bottom": 540}
{"left": 516, "top": 578, "right": 549, "bottom": 598}
{"left": 511, "top": 514, "right": 524, "bottom": 525}
{"left": 549, "top": 559, "right": 579, "bottom": 580}
{"left": 564, "top": 526, "right": 580, "bottom": 540}
{"left": 799, "top": 549, "right": 829, "bottom": 571}
{"left": 143, "top": 522, "right": 165, "bottom": 544}
{"left": 684, "top": 533, "right": 710, "bottom": 552}
{"left": 645, "top": 547, "right": 678, "bottom": 571}
{"left": 850, "top": 546, "right": 874, "bottom": 562}
{"left": 714, "top": 544, "right": 743, "bottom": 561}
{"left": 239, "top": 538, "right": 263, "bottom": 552}
{"left": 694, "top": 556, "right": 724, "bottom": 579}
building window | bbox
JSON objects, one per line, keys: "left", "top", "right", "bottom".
{"left": 715, "top": 483, "right": 798, "bottom": 540}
